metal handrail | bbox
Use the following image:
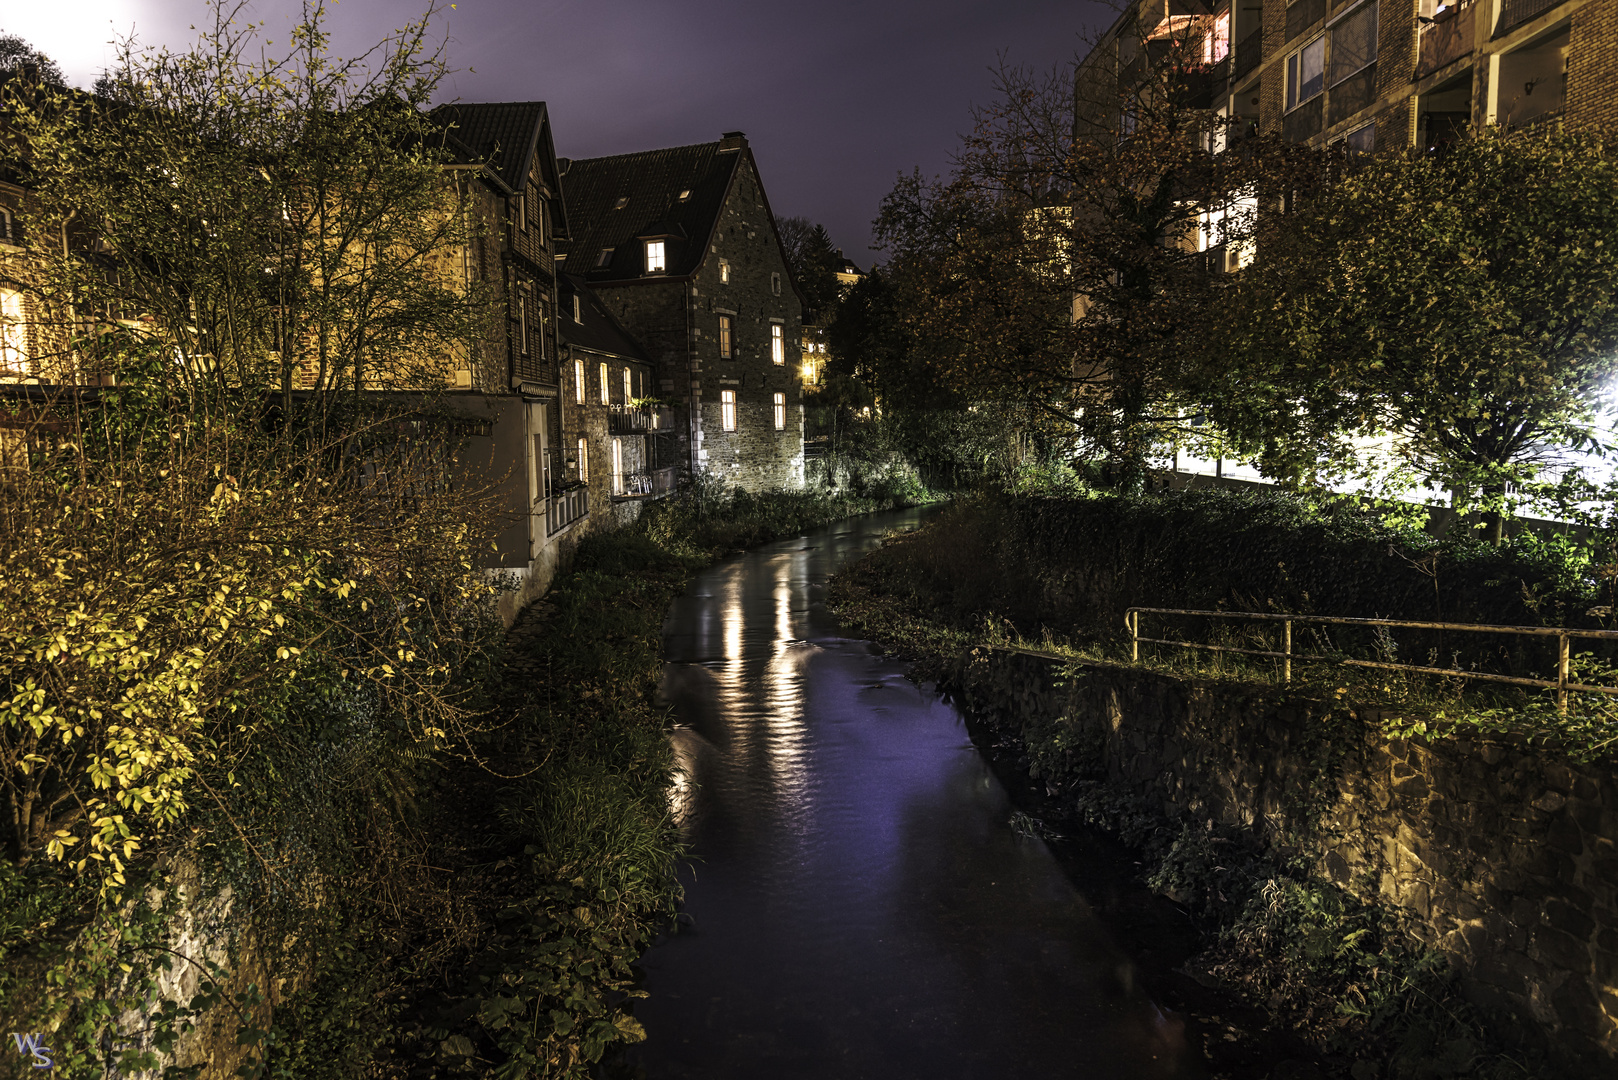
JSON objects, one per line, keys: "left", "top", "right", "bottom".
{"left": 1123, "top": 606, "right": 1618, "bottom": 712}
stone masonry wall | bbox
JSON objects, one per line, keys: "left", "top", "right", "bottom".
{"left": 953, "top": 647, "right": 1618, "bottom": 1071}
{"left": 591, "top": 152, "right": 804, "bottom": 493}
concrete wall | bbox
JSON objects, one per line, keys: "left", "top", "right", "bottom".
{"left": 954, "top": 647, "right": 1618, "bottom": 1071}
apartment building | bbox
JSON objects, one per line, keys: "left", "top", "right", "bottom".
{"left": 1091, "top": 0, "right": 1613, "bottom": 163}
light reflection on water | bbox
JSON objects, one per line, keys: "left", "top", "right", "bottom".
{"left": 637, "top": 510, "right": 1202, "bottom": 1080}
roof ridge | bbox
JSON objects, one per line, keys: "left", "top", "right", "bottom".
{"left": 568, "top": 140, "right": 723, "bottom": 165}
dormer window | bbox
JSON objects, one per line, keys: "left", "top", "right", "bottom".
{"left": 595, "top": 247, "right": 614, "bottom": 269}
{"left": 676, "top": 189, "right": 691, "bottom": 201}
{"left": 645, "top": 240, "right": 666, "bottom": 273}
{"left": 573, "top": 294, "right": 582, "bottom": 322}
{"left": 614, "top": 196, "right": 630, "bottom": 210}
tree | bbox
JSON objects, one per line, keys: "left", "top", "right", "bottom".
{"left": 0, "top": 34, "right": 66, "bottom": 88}
{"left": 776, "top": 214, "right": 845, "bottom": 316}
{"left": 1200, "top": 127, "right": 1618, "bottom": 538}
{"left": 874, "top": 22, "right": 1319, "bottom": 487}
{"left": 0, "top": 4, "right": 510, "bottom": 1069}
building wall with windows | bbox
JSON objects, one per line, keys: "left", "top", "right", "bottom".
{"left": 557, "top": 132, "right": 805, "bottom": 493}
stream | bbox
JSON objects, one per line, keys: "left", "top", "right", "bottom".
{"left": 629, "top": 507, "right": 1205, "bottom": 1079}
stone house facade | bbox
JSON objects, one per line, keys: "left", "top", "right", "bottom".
{"left": 556, "top": 273, "right": 673, "bottom": 529}
{"left": 556, "top": 132, "right": 806, "bottom": 493}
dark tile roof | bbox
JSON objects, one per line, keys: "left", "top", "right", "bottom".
{"left": 558, "top": 276, "right": 651, "bottom": 363}
{"left": 429, "top": 101, "right": 544, "bottom": 192}
{"left": 427, "top": 100, "right": 569, "bottom": 238}
{"left": 556, "top": 139, "right": 741, "bottom": 283}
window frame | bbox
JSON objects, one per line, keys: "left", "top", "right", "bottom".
{"left": 599, "top": 362, "right": 609, "bottom": 405}
{"left": 720, "top": 389, "right": 737, "bottom": 432}
{"left": 1285, "top": 35, "right": 1326, "bottom": 111}
{"left": 771, "top": 272, "right": 781, "bottom": 296}
{"left": 773, "top": 392, "right": 786, "bottom": 431}
{"left": 718, "top": 315, "right": 733, "bottom": 358}
{"left": 645, "top": 239, "right": 667, "bottom": 274}
{"left": 719, "top": 259, "right": 730, "bottom": 284}
{"left": 595, "top": 247, "right": 615, "bottom": 269}
{"left": 1326, "top": 0, "right": 1378, "bottom": 88}
{"left": 770, "top": 324, "right": 785, "bottom": 365}
{"left": 623, "top": 367, "right": 633, "bottom": 404}
{"left": 578, "top": 437, "right": 589, "bottom": 482}
{"left": 574, "top": 357, "right": 585, "bottom": 404}
{"left": 611, "top": 437, "right": 623, "bottom": 494}
{"left": 518, "top": 294, "right": 529, "bottom": 356}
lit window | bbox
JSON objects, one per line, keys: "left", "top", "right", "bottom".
{"left": 773, "top": 392, "right": 786, "bottom": 430}
{"left": 718, "top": 315, "right": 732, "bottom": 358}
{"left": 771, "top": 272, "right": 781, "bottom": 296}
{"left": 1286, "top": 37, "right": 1325, "bottom": 111}
{"left": 719, "top": 259, "right": 730, "bottom": 284}
{"left": 595, "top": 247, "right": 614, "bottom": 269}
{"left": 0, "top": 287, "right": 25, "bottom": 372}
{"left": 599, "top": 362, "right": 609, "bottom": 404}
{"left": 612, "top": 437, "right": 623, "bottom": 494}
{"left": 623, "top": 367, "right": 633, "bottom": 404}
{"left": 519, "top": 294, "right": 529, "bottom": 355}
{"left": 721, "top": 389, "right": 737, "bottom": 432}
{"left": 771, "top": 324, "right": 784, "bottom": 365}
{"left": 578, "top": 437, "right": 589, "bottom": 481}
{"left": 645, "top": 240, "right": 666, "bottom": 273}
{"left": 574, "top": 357, "right": 585, "bottom": 404}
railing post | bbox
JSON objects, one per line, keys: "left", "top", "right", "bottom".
{"left": 1284, "top": 619, "right": 1292, "bottom": 685}
{"left": 1130, "top": 610, "right": 1139, "bottom": 662}
{"left": 1558, "top": 632, "right": 1570, "bottom": 714}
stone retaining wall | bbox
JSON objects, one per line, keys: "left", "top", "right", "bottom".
{"left": 952, "top": 647, "right": 1618, "bottom": 1070}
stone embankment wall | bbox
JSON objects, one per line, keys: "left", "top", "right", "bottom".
{"left": 952, "top": 647, "right": 1618, "bottom": 1070}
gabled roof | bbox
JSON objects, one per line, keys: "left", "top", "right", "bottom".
{"left": 558, "top": 275, "right": 651, "bottom": 363}
{"left": 556, "top": 138, "right": 743, "bottom": 282}
{"left": 429, "top": 100, "right": 569, "bottom": 237}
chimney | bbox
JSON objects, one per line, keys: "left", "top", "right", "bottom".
{"left": 556, "top": 157, "right": 571, "bottom": 176}
{"left": 718, "top": 131, "right": 747, "bottom": 152}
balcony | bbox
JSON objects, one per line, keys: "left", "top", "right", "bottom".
{"left": 1232, "top": 27, "right": 1262, "bottom": 80}
{"left": 546, "top": 483, "right": 588, "bottom": 536}
{"left": 613, "top": 466, "right": 679, "bottom": 500}
{"left": 607, "top": 403, "right": 674, "bottom": 436}
{"left": 1415, "top": 2, "right": 1475, "bottom": 79}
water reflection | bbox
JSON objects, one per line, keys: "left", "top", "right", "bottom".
{"left": 639, "top": 511, "right": 1201, "bottom": 1079}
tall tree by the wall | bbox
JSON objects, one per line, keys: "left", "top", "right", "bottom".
{"left": 0, "top": 34, "right": 67, "bottom": 87}
{"left": 0, "top": 4, "right": 509, "bottom": 1071}
{"left": 1200, "top": 127, "right": 1618, "bottom": 540}
{"left": 876, "top": 10, "right": 1318, "bottom": 487}
{"left": 777, "top": 214, "right": 844, "bottom": 318}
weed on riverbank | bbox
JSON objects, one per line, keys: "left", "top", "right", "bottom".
{"left": 828, "top": 514, "right": 1561, "bottom": 1080}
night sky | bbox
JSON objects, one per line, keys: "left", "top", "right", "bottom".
{"left": 8, "top": 0, "right": 1110, "bottom": 263}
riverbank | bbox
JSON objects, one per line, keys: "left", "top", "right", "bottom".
{"left": 346, "top": 486, "right": 934, "bottom": 1078}
{"left": 828, "top": 504, "right": 1580, "bottom": 1080}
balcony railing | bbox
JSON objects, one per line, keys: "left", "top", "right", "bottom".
{"left": 546, "top": 483, "right": 588, "bottom": 535}
{"left": 1415, "top": 2, "right": 1475, "bottom": 79}
{"left": 614, "top": 466, "right": 678, "bottom": 500}
{"left": 1232, "top": 28, "right": 1262, "bottom": 79}
{"left": 607, "top": 403, "right": 674, "bottom": 436}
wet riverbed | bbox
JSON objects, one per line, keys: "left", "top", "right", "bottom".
{"left": 630, "top": 508, "right": 1205, "bottom": 1079}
